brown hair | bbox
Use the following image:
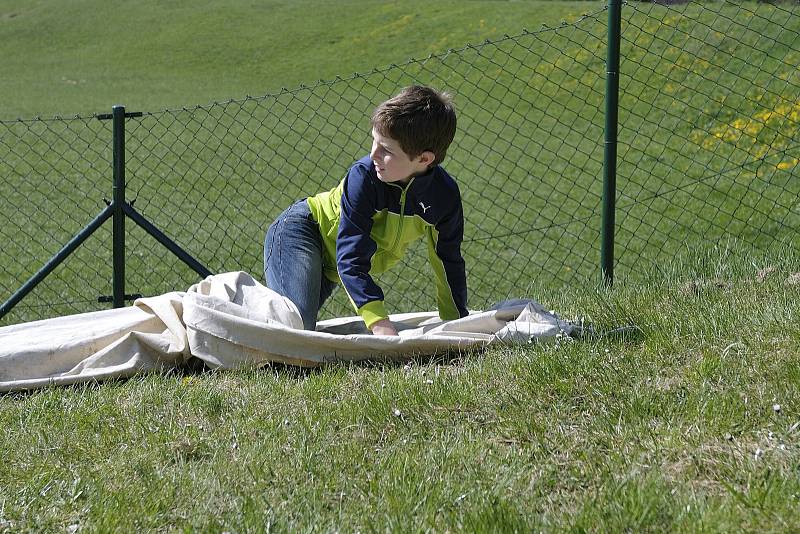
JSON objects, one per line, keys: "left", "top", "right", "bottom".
{"left": 370, "top": 85, "right": 457, "bottom": 167}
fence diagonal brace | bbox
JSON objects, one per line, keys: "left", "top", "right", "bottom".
{"left": 121, "top": 202, "right": 213, "bottom": 279}
{"left": 0, "top": 204, "right": 115, "bottom": 320}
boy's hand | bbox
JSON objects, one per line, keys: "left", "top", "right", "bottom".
{"left": 370, "top": 319, "right": 398, "bottom": 336}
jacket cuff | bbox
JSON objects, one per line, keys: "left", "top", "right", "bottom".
{"left": 438, "top": 309, "right": 461, "bottom": 321}
{"left": 358, "top": 300, "right": 389, "bottom": 329}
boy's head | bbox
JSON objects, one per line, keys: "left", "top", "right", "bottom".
{"left": 370, "top": 85, "right": 457, "bottom": 170}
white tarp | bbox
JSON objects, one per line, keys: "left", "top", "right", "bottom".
{"left": 0, "top": 272, "right": 575, "bottom": 393}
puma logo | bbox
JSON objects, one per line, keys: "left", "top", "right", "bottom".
{"left": 419, "top": 202, "right": 431, "bottom": 214}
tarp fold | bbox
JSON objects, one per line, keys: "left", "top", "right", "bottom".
{"left": 0, "top": 272, "right": 575, "bottom": 392}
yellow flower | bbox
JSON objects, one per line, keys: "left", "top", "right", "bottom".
{"left": 731, "top": 118, "right": 748, "bottom": 130}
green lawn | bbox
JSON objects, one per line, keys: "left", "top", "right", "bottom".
{"left": 1, "top": 247, "right": 799, "bottom": 531}
{"left": 0, "top": 0, "right": 601, "bottom": 118}
{"left": 1, "top": 1, "right": 799, "bottom": 529}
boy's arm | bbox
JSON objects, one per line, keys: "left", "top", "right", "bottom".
{"left": 336, "top": 164, "right": 391, "bottom": 329}
{"left": 427, "top": 191, "right": 468, "bottom": 320}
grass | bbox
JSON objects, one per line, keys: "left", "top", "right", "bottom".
{"left": 0, "top": 3, "right": 799, "bottom": 528}
{"left": 1, "top": 246, "right": 799, "bottom": 531}
{"left": 0, "top": 0, "right": 600, "bottom": 118}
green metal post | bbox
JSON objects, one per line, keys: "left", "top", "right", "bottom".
{"left": 112, "top": 105, "right": 126, "bottom": 308}
{"left": 601, "top": 0, "right": 622, "bottom": 286}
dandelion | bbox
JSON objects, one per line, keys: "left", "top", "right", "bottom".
{"left": 731, "top": 117, "right": 748, "bottom": 130}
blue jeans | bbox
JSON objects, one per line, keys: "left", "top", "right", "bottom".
{"left": 264, "top": 199, "right": 337, "bottom": 330}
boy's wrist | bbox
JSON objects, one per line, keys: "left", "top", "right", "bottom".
{"left": 358, "top": 300, "right": 389, "bottom": 329}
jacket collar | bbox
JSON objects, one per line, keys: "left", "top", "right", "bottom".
{"left": 392, "top": 165, "right": 438, "bottom": 194}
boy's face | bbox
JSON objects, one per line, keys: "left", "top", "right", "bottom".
{"left": 370, "top": 128, "right": 434, "bottom": 185}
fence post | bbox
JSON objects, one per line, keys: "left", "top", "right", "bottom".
{"left": 112, "top": 105, "right": 126, "bottom": 308}
{"left": 601, "top": 0, "right": 622, "bottom": 286}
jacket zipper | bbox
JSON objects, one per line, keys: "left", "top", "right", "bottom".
{"left": 390, "top": 177, "right": 415, "bottom": 253}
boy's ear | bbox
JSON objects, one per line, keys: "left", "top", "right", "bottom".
{"left": 417, "top": 150, "right": 435, "bottom": 167}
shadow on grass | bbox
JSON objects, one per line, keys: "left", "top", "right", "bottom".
{"left": 256, "top": 346, "right": 481, "bottom": 378}
{"left": 0, "top": 352, "right": 466, "bottom": 397}
{"left": 0, "top": 323, "right": 647, "bottom": 398}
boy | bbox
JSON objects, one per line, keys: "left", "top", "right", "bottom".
{"left": 264, "top": 85, "right": 468, "bottom": 336}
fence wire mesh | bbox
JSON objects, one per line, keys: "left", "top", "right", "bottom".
{"left": 0, "top": 0, "right": 798, "bottom": 326}
{"left": 0, "top": 116, "right": 113, "bottom": 323}
{"left": 615, "top": 0, "right": 800, "bottom": 279}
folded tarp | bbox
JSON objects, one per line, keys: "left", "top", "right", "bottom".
{"left": 0, "top": 272, "right": 575, "bottom": 393}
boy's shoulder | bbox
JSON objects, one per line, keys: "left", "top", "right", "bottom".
{"left": 426, "top": 165, "right": 460, "bottom": 199}
{"left": 432, "top": 164, "right": 458, "bottom": 186}
{"left": 344, "top": 157, "right": 378, "bottom": 189}
{"left": 351, "top": 155, "right": 375, "bottom": 173}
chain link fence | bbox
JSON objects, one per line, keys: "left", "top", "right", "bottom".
{"left": 616, "top": 0, "right": 800, "bottom": 280}
{"left": 1, "top": 0, "right": 798, "bottom": 326}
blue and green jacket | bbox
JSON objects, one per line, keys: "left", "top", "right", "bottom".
{"left": 306, "top": 156, "right": 468, "bottom": 328}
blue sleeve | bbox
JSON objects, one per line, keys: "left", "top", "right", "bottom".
{"left": 336, "top": 163, "right": 389, "bottom": 326}
{"left": 432, "top": 187, "right": 468, "bottom": 318}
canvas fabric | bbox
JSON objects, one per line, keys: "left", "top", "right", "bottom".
{"left": 0, "top": 272, "right": 574, "bottom": 393}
